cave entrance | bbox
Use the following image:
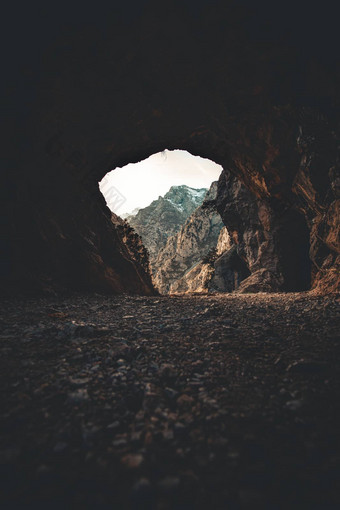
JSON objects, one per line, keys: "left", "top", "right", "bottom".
{"left": 99, "top": 149, "right": 312, "bottom": 295}
{"left": 98, "top": 150, "right": 243, "bottom": 294}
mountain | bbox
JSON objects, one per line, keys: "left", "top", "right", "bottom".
{"left": 125, "top": 185, "right": 207, "bottom": 262}
{"left": 165, "top": 226, "right": 233, "bottom": 294}
{"left": 152, "top": 182, "right": 225, "bottom": 293}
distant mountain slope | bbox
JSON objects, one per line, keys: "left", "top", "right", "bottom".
{"left": 125, "top": 185, "right": 207, "bottom": 261}
{"left": 152, "top": 182, "right": 224, "bottom": 293}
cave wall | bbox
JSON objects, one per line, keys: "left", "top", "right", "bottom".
{"left": 2, "top": 0, "right": 339, "bottom": 294}
{"left": 216, "top": 169, "right": 311, "bottom": 292}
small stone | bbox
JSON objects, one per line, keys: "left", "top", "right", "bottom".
{"left": 177, "top": 394, "right": 194, "bottom": 410}
{"left": 285, "top": 399, "right": 303, "bottom": 411}
{"left": 159, "top": 363, "right": 178, "bottom": 381}
{"left": 67, "top": 389, "right": 89, "bottom": 403}
{"left": 131, "top": 431, "right": 142, "bottom": 443}
{"left": 174, "top": 422, "right": 186, "bottom": 435}
{"left": 164, "top": 387, "right": 178, "bottom": 399}
{"left": 121, "top": 453, "right": 144, "bottom": 469}
{"left": 69, "top": 377, "right": 89, "bottom": 387}
{"left": 107, "top": 421, "right": 120, "bottom": 430}
{"left": 135, "top": 410, "right": 145, "bottom": 421}
{"left": 112, "top": 438, "right": 127, "bottom": 448}
{"left": 162, "top": 429, "right": 174, "bottom": 441}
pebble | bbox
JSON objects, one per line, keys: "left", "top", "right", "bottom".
{"left": 285, "top": 399, "right": 304, "bottom": 411}
{"left": 69, "top": 377, "right": 90, "bottom": 387}
{"left": 164, "top": 387, "right": 178, "bottom": 399}
{"left": 112, "top": 438, "right": 128, "bottom": 447}
{"left": 121, "top": 453, "right": 144, "bottom": 469}
{"left": 1, "top": 293, "right": 338, "bottom": 509}
{"left": 107, "top": 421, "right": 120, "bottom": 430}
{"left": 177, "top": 394, "right": 194, "bottom": 409}
{"left": 67, "top": 389, "right": 89, "bottom": 403}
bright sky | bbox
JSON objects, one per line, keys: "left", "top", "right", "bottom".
{"left": 99, "top": 150, "right": 222, "bottom": 217}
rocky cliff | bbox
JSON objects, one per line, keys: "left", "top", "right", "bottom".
{"left": 215, "top": 167, "right": 312, "bottom": 293}
{"left": 111, "top": 213, "right": 155, "bottom": 293}
{"left": 126, "top": 185, "right": 207, "bottom": 260}
{"left": 153, "top": 182, "right": 224, "bottom": 293}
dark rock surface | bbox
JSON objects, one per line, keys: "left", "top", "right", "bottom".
{"left": 111, "top": 213, "right": 154, "bottom": 292}
{"left": 210, "top": 245, "right": 251, "bottom": 293}
{"left": 216, "top": 169, "right": 311, "bottom": 292}
{"left": 0, "top": 293, "right": 339, "bottom": 509}
{"left": 2, "top": 2, "right": 340, "bottom": 294}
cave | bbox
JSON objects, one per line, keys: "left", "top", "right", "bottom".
{"left": 3, "top": 0, "right": 339, "bottom": 296}
{"left": 1, "top": 1, "right": 339, "bottom": 508}
{"left": 97, "top": 147, "right": 313, "bottom": 295}
{"left": 98, "top": 149, "right": 232, "bottom": 295}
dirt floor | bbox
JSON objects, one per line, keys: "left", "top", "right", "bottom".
{"left": 0, "top": 292, "right": 339, "bottom": 509}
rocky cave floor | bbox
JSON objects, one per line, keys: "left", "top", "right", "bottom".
{"left": 0, "top": 292, "right": 339, "bottom": 509}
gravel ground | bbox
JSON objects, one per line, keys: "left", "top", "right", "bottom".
{"left": 0, "top": 292, "right": 339, "bottom": 509}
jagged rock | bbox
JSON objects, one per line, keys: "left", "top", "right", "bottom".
{"left": 237, "top": 268, "right": 282, "bottom": 294}
{"left": 153, "top": 182, "right": 224, "bottom": 293}
{"left": 126, "top": 185, "right": 207, "bottom": 260}
{"left": 293, "top": 110, "right": 340, "bottom": 294}
{"left": 210, "top": 246, "right": 250, "bottom": 292}
{"left": 216, "top": 170, "right": 311, "bottom": 292}
{"left": 121, "top": 453, "right": 144, "bottom": 469}
{"left": 170, "top": 261, "right": 215, "bottom": 294}
{"left": 111, "top": 213, "right": 154, "bottom": 292}
{"left": 216, "top": 227, "right": 232, "bottom": 255}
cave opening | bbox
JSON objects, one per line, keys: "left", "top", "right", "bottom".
{"left": 97, "top": 148, "right": 313, "bottom": 296}
{"left": 98, "top": 149, "right": 243, "bottom": 294}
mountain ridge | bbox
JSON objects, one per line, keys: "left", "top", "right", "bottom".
{"left": 152, "top": 182, "right": 225, "bottom": 293}
{"left": 125, "top": 185, "right": 208, "bottom": 263}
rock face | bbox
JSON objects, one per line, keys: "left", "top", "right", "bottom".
{"left": 153, "top": 183, "right": 224, "bottom": 293}
{"left": 2, "top": 1, "right": 339, "bottom": 294}
{"left": 111, "top": 213, "right": 154, "bottom": 293}
{"left": 216, "top": 227, "right": 232, "bottom": 256}
{"left": 1, "top": 183, "right": 155, "bottom": 295}
{"left": 293, "top": 111, "right": 340, "bottom": 294}
{"left": 172, "top": 168, "right": 312, "bottom": 295}
{"left": 216, "top": 169, "right": 312, "bottom": 293}
{"left": 210, "top": 246, "right": 251, "bottom": 293}
{"left": 126, "top": 185, "right": 207, "bottom": 260}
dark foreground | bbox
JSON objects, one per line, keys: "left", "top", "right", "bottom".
{"left": 0, "top": 293, "right": 339, "bottom": 509}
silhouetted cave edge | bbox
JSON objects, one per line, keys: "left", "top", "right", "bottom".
{"left": 2, "top": 1, "right": 339, "bottom": 295}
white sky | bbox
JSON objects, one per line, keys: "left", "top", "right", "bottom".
{"left": 99, "top": 149, "right": 222, "bottom": 216}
